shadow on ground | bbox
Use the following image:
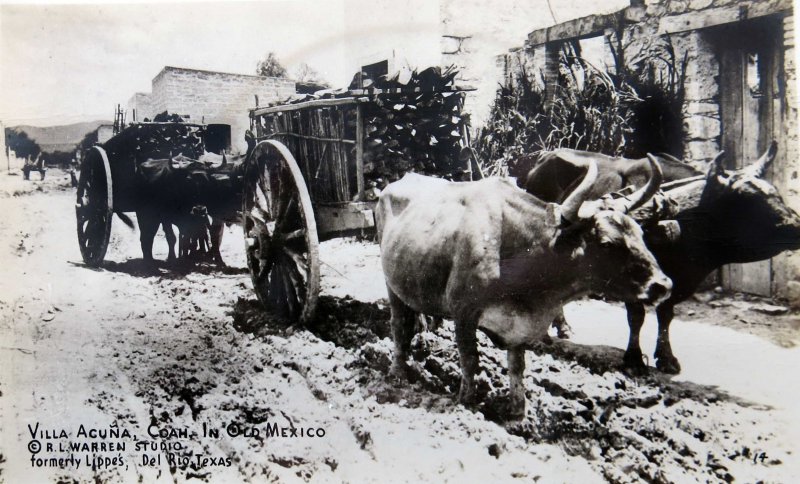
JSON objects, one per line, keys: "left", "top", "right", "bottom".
{"left": 85, "top": 258, "right": 249, "bottom": 279}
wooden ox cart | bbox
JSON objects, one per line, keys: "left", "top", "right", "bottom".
{"left": 77, "top": 78, "right": 477, "bottom": 324}
{"left": 75, "top": 122, "right": 233, "bottom": 266}
{"left": 244, "top": 82, "right": 479, "bottom": 323}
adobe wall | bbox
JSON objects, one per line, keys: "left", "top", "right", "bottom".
{"left": 129, "top": 67, "right": 295, "bottom": 153}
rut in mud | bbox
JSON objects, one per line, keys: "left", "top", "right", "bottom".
{"left": 229, "top": 293, "right": 785, "bottom": 484}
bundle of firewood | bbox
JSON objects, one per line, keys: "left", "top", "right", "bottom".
{"left": 104, "top": 123, "right": 205, "bottom": 165}
{"left": 260, "top": 65, "right": 472, "bottom": 197}
{"left": 360, "top": 89, "right": 467, "bottom": 186}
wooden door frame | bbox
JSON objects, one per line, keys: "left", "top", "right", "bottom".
{"left": 714, "top": 16, "right": 784, "bottom": 296}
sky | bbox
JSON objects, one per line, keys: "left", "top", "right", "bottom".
{"left": 0, "top": 0, "right": 643, "bottom": 127}
{"left": 0, "top": 0, "right": 442, "bottom": 126}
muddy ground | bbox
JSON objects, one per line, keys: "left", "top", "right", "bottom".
{"left": 1, "top": 169, "right": 799, "bottom": 483}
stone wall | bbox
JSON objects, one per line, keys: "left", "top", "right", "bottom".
{"left": 508, "top": 0, "right": 799, "bottom": 303}
{"left": 440, "top": 0, "right": 632, "bottom": 129}
{"left": 440, "top": 0, "right": 558, "bottom": 129}
{"left": 128, "top": 67, "right": 295, "bottom": 153}
{"left": 772, "top": 12, "right": 800, "bottom": 303}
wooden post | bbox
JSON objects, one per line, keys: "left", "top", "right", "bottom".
{"left": 543, "top": 41, "right": 561, "bottom": 111}
{"left": 355, "top": 103, "right": 365, "bottom": 200}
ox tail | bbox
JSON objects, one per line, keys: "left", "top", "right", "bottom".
{"left": 116, "top": 211, "right": 135, "bottom": 229}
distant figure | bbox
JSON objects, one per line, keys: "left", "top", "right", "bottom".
{"left": 22, "top": 154, "right": 46, "bottom": 181}
{"left": 69, "top": 157, "right": 79, "bottom": 187}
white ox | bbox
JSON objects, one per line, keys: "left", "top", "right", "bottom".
{"left": 377, "top": 161, "right": 671, "bottom": 416}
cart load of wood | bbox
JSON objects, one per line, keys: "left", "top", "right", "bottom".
{"left": 103, "top": 122, "right": 206, "bottom": 166}
{"left": 251, "top": 66, "right": 473, "bottom": 204}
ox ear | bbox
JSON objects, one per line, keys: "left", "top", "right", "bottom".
{"left": 648, "top": 220, "right": 681, "bottom": 244}
{"left": 576, "top": 199, "right": 602, "bottom": 219}
{"left": 706, "top": 151, "right": 726, "bottom": 179}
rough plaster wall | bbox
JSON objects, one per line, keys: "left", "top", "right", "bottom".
{"left": 127, "top": 93, "right": 153, "bottom": 122}
{"left": 97, "top": 126, "right": 115, "bottom": 144}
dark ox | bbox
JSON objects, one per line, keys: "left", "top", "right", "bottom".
{"left": 134, "top": 155, "right": 242, "bottom": 263}
{"left": 525, "top": 142, "right": 800, "bottom": 374}
{"left": 521, "top": 148, "right": 701, "bottom": 338}
{"left": 520, "top": 149, "right": 701, "bottom": 203}
{"left": 625, "top": 142, "right": 800, "bottom": 373}
{"left": 377, "top": 159, "right": 671, "bottom": 416}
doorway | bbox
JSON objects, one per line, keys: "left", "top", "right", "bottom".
{"left": 716, "top": 16, "right": 783, "bottom": 296}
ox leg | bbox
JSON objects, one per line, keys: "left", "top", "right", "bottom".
{"left": 137, "top": 212, "right": 158, "bottom": 262}
{"left": 179, "top": 231, "right": 188, "bottom": 259}
{"left": 654, "top": 303, "right": 681, "bottom": 374}
{"left": 623, "top": 302, "right": 648, "bottom": 375}
{"left": 388, "top": 289, "right": 416, "bottom": 380}
{"left": 454, "top": 319, "right": 479, "bottom": 405}
{"left": 507, "top": 347, "right": 526, "bottom": 419}
{"left": 209, "top": 218, "right": 225, "bottom": 265}
{"left": 162, "top": 222, "right": 177, "bottom": 262}
{"left": 552, "top": 308, "right": 572, "bottom": 339}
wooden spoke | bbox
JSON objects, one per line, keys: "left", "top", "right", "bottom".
{"left": 75, "top": 146, "right": 113, "bottom": 266}
{"left": 275, "top": 196, "right": 297, "bottom": 233}
{"left": 283, "top": 228, "right": 306, "bottom": 242}
{"left": 282, "top": 246, "right": 309, "bottom": 277}
{"left": 242, "top": 140, "right": 320, "bottom": 323}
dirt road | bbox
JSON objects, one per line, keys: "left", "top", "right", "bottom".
{"left": 1, "top": 170, "right": 798, "bottom": 483}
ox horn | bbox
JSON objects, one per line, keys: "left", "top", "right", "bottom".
{"left": 560, "top": 160, "right": 598, "bottom": 223}
{"left": 654, "top": 152, "right": 683, "bottom": 164}
{"left": 745, "top": 140, "right": 778, "bottom": 178}
{"left": 614, "top": 154, "right": 663, "bottom": 213}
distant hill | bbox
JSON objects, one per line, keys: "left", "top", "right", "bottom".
{"left": 10, "top": 120, "right": 111, "bottom": 153}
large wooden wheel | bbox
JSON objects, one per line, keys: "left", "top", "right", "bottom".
{"left": 76, "top": 146, "right": 113, "bottom": 266}
{"left": 243, "top": 140, "right": 320, "bottom": 323}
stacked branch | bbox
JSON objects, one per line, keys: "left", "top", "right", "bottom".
{"left": 361, "top": 89, "right": 467, "bottom": 186}
{"left": 257, "top": 66, "right": 471, "bottom": 202}
{"left": 103, "top": 122, "right": 206, "bottom": 166}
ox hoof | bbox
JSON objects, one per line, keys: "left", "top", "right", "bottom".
{"left": 389, "top": 362, "right": 409, "bottom": 382}
{"left": 507, "top": 399, "right": 526, "bottom": 420}
{"left": 555, "top": 325, "right": 573, "bottom": 340}
{"left": 458, "top": 383, "right": 476, "bottom": 406}
{"left": 622, "top": 351, "right": 649, "bottom": 376}
{"left": 656, "top": 356, "right": 681, "bottom": 375}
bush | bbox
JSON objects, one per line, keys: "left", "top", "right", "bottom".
{"left": 474, "top": 36, "right": 686, "bottom": 177}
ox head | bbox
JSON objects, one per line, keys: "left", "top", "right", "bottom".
{"left": 553, "top": 156, "right": 672, "bottom": 304}
{"left": 700, "top": 141, "right": 800, "bottom": 261}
